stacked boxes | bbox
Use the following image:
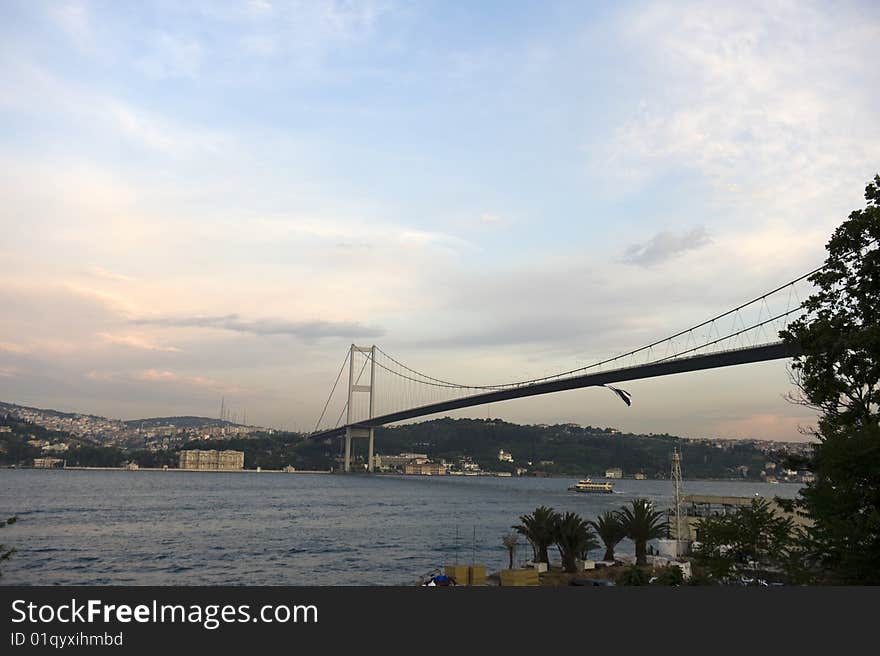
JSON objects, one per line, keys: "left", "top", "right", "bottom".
{"left": 442, "top": 564, "right": 487, "bottom": 585}
{"left": 468, "top": 565, "right": 486, "bottom": 586}
{"left": 444, "top": 565, "right": 469, "bottom": 585}
{"left": 499, "top": 569, "right": 540, "bottom": 586}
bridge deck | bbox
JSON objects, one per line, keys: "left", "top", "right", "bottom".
{"left": 310, "top": 341, "right": 799, "bottom": 439}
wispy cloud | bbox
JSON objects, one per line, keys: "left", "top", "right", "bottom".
{"left": 135, "top": 369, "right": 248, "bottom": 394}
{"left": 599, "top": 1, "right": 880, "bottom": 227}
{"left": 135, "top": 32, "right": 204, "bottom": 80}
{"left": 86, "top": 266, "right": 133, "bottom": 282}
{"left": 48, "top": 2, "right": 91, "bottom": 51}
{"left": 130, "top": 314, "right": 384, "bottom": 340}
{"left": 0, "top": 341, "right": 29, "bottom": 355}
{"left": 622, "top": 226, "right": 712, "bottom": 267}
{"left": 96, "top": 332, "right": 181, "bottom": 353}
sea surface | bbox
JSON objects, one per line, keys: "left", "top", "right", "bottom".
{"left": 0, "top": 469, "right": 801, "bottom": 585}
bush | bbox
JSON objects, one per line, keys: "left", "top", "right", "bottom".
{"left": 651, "top": 565, "right": 684, "bottom": 586}
{"left": 616, "top": 564, "right": 650, "bottom": 586}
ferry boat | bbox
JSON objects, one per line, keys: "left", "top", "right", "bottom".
{"left": 567, "top": 478, "right": 614, "bottom": 494}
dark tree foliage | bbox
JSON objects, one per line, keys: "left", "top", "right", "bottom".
{"left": 651, "top": 565, "right": 685, "bottom": 586}
{"left": 615, "top": 564, "right": 650, "bottom": 586}
{"left": 617, "top": 499, "right": 667, "bottom": 566}
{"left": 780, "top": 174, "right": 880, "bottom": 584}
{"left": 589, "top": 511, "right": 627, "bottom": 562}
{"left": 552, "top": 511, "right": 599, "bottom": 572}
{"left": 512, "top": 506, "right": 559, "bottom": 565}
{"left": 692, "top": 498, "right": 795, "bottom": 581}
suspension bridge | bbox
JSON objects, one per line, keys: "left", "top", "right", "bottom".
{"left": 312, "top": 263, "right": 821, "bottom": 472}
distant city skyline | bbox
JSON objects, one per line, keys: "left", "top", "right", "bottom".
{"left": 2, "top": 1, "right": 879, "bottom": 440}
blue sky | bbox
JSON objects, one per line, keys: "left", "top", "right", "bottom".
{"left": 1, "top": 1, "right": 879, "bottom": 439}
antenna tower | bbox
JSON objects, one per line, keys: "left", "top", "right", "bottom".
{"left": 671, "top": 447, "right": 685, "bottom": 558}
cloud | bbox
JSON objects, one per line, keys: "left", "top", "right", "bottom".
{"left": 0, "top": 342, "right": 29, "bottom": 355}
{"left": 62, "top": 283, "right": 140, "bottom": 317}
{"left": 622, "top": 226, "right": 712, "bottom": 266}
{"left": 599, "top": 1, "right": 880, "bottom": 229}
{"left": 106, "top": 100, "right": 224, "bottom": 156}
{"left": 711, "top": 412, "right": 816, "bottom": 440}
{"left": 96, "top": 333, "right": 181, "bottom": 353}
{"left": 136, "top": 369, "right": 178, "bottom": 382}
{"left": 135, "top": 33, "right": 204, "bottom": 79}
{"left": 86, "top": 266, "right": 133, "bottom": 282}
{"left": 134, "top": 369, "right": 248, "bottom": 394}
{"left": 479, "top": 213, "right": 503, "bottom": 225}
{"left": 48, "top": 2, "right": 91, "bottom": 50}
{"left": 130, "top": 314, "right": 384, "bottom": 340}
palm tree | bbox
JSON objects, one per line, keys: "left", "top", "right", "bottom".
{"left": 512, "top": 506, "right": 559, "bottom": 566}
{"left": 553, "top": 512, "right": 600, "bottom": 573}
{"left": 618, "top": 499, "right": 668, "bottom": 566}
{"left": 589, "top": 511, "right": 627, "bottom": 562}
{"left": 501, "top": 532, "right": 519, "bottom": 569}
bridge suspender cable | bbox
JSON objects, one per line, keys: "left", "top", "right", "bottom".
{"left": 313, "top": 350, "right": 350, "bottom": 433}
{"left": 332, "top": 354, "right": 371, "bottom": 429}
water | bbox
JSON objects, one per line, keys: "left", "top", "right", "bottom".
{"left": 0, "top": 470, "right": 801, "bottom": 585}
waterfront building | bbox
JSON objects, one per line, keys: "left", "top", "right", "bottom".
{"left": 404, "top": 462, "right": 446, "bottom": 476}
{"left": 375, "top": 453, "right": 429, "bottom": 471}
{"left": 178, "top": 449, "right": 244, "bottom": 470}
{"left": 605, "top": 467, "right": 623, "bottom": 479}
{"left": 33, "top": 457, "right": 64, "bottom": 469}
{"left": 498, "top": 449, "right": 514, "bottom": 463}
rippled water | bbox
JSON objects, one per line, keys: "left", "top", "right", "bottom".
{"left": 0, "top": 470, "right": 801, "bottom": 585}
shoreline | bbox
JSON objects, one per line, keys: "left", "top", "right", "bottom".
{"left": 0, "top": 465, "right": 804, "bottom": 485}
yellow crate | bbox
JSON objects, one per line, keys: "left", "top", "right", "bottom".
{"left": 469, "top": 565, "right": 487, "bottom": 585}
{"left": 499, "top": 569, "right": 540, "bottom": 586}
{"left": 444, "top": 565, "right": 470, "bottom": 584}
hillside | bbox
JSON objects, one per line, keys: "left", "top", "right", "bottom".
{"left": 122, "top": 416, "right": 239, "bottom": 429}
{"left": 372, "top": 418, "right": 771, "bottom": 479}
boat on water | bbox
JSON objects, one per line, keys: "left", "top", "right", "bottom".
{"left": 567, "top": 478, "right": 614, "bottom": 494}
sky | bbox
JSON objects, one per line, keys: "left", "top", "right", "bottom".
{"left": 1, "top": 1, "right": 878, "bottom": 440}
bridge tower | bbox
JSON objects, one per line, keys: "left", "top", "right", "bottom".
{"left": 344, "top": 344, "right": 376, "bottom": 473}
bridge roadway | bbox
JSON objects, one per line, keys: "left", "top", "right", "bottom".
{"left": 309, "top": 341, "right": 800, "bottom": 439}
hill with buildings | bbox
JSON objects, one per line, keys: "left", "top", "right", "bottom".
{"left": 0, "top": 402, "right": 811, "bottom": 480}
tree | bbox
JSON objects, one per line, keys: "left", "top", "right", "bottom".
{"left": 691, "top": 513, "right": 740, "bottom": 580}
{"left": 512, "top": 506, "right": 559, "bottom": 566}
{"left": 501, "top": 532, "right": 519, "bottom": 570}
{"left": 692, "top": 499, "right": 794, "bottom": 581}
{"left": 589, "top": 511, "right": 627, "bottom": 562}
{"left": 780, "top": 174, "right": 880, "bottom": 584}
{"left": 618, "top": 499, "right": 667, "bottom": 566}
{"left": 552, "top": 512, "right": 599, "bottom": 573}
{"left": 735, "top": 498, "right": 795, "bottom": 567}
{"left": 0, "top": 516, "right": 17, "bottom": 577}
